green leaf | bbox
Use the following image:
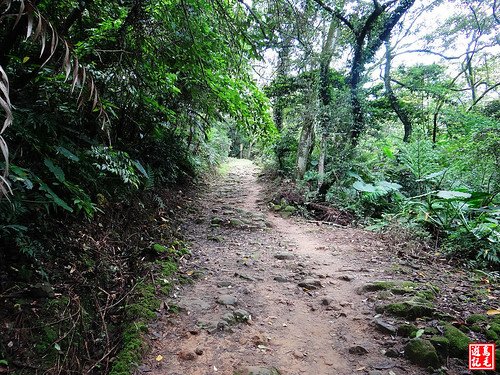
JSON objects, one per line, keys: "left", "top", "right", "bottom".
{"left": 54, "top": 343, "right": 61, "bottom": 351}
{"left": 133, "top": 160, "right": 149, "bottom": 178}
{"left": 417, "top": 169, "right": 447, "bottom": 181}
{"left": 44, "top": 158, "right": 66, "bottom": 183}
{"left": 377, "top": 181, "right": 402, "bottom": 191}
{"left": 415, "top": 329, "right": 425, "bottom": 338}
{"left": 39, "top": 182, "right": 73, "bottom": 212}
{"left": 0, "top": 359, "right": 8, "bottom": 366}
{"left": 56, "top": 146, "right": 79, "bottom": 162}
{"left": 153, "top": 244, "right": 167, "bottom": 253}
{"left": 436, "top": 190, "right": 471, "bottom": 200}
{"left": 0, "top": 225, "right": 28, "bottom": 232}
{"left": 347, "top": 171, "right": 363, "bottom": 181}
{"left": 353, "top": 181, "right": 376, "bottom": 192}
{"left": 382, "top": 146, "right": 395, "bottom": 159}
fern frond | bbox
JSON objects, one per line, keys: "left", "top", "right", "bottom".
{"left": 0, "top": 0, "right": 110, "bottom": 197}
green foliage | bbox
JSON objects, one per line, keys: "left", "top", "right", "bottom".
{"left": 0, "top": 0, "right": 275, "bottom": 266}
{"left": 90, "top": 146, "right": 143, "bottom": 189}
{"left": 0, "top": 1, "right": 275, "bottom": 372}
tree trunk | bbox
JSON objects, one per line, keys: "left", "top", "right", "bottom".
{"left": 384, "top": 38, "right": 412, "bottom": 142}
{"left": 349, "top": 44, "right": 364, "bottom": 145}
{"left": 273, "top": 43, "right": 291, "bottom": 132}
{"left": 296, "top": 114, "right": 315, "bottom": 180}
{"left": 296, "top": 86, "right": 316, "bottom": 180}
{"left": 313, "top": 0, "right": 416, "bottom": 145}
{"left": 317, "top": 20, "right": 338, "bottom": 191}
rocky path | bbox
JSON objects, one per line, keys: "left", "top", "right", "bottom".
{"left": 137, "top": 159, "right": 432, "bottom": 375}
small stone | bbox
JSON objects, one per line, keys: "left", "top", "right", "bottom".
{"left": 338, "top": 275, "right": 353, "bottom": 281}
{"left": 138, "top": 365, "right": 152, "bottom": 372}
{"left": 251, "top": 334, "right": 268, "bottom": 347}
{"left": 195, "top": 348, "right": 203, "bottom": 356}
{"left": 321, "top": 297, "right": 333, "bottom": 306}
{"left": 273, "top": 276, "right": 289, "bottom": 283}
{"left": 274, "top": 253, "right": 294, "bottom": 260}
{"left": 208, "top": 235, "right": 222, "bottom": 242}
{"left": 217, "top": 294, "right": 238, "bottom": 306}
{"left": 221, "top": 312, "right": 236, "bottom": 324}
{"left": 385, "top": 348, "right": 399, "bottom": 357}
{"left": 292, "top": 350, "right": 304, "bottom": 358}
{"left": 178, "top": 350, "right": 196, "bottom": 361}
{"left": 217, "top": 320, "right": 230, "bottom": 331}
{"left": 229, "top": 218, "right": 246, "bottom": 228}
{"left": 236, "top": 366, "right": 281, "bottom": 375}
{"left": 348, "top": 345, "right": 369, "bottom": 355}
{"left": 298, "top": 279, "right": 322, "bottom": 290}
{"left": 372, "top": 363, "right": 394, "bottom": 370}
{"left": 374, "top": 318, "right": 397, "bottom": 334}
{"left": 217, "top": 281, "right": 233, "bottom": 287}
{"left": 211, "top": 217, "right": 224, "bottom": 225}
{"left": 233, "top": 309, "right": 251, "bottom": 322}
{"left": 30, "top": 283, "right": 55, "bottom": 298}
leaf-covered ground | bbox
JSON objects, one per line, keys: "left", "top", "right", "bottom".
{"left": 137, "top": 159, "right": 499, "bottom": 375}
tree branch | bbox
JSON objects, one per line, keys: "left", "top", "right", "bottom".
{"left": 236, "top": 0, "right": 269, "bottom": 40}
{"left": 312, "top": 0, "right": 355, "bottom": 33}
{"left": 468, "top": 81, "right": 500, "bottom": 111}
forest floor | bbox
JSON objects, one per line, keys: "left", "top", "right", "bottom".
{"left": 137, "top": 159, "right": 498, "bottom": 375}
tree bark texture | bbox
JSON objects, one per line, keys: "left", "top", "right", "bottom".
{"left": 317, "top": 20, "right": 338, "bottom": 190}
{"left": 296, "top": 90, "right": 316, "bottom": 180}
{"left": 384, "top": 38, "right": 412, "bottom": 142}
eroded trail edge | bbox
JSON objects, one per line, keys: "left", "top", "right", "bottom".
{"left": 139, "top": 159, "right": 426, "bottom": 375}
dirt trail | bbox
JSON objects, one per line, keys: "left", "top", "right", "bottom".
{"left": 138, "top": 159, "right": 426, "bottom": 375}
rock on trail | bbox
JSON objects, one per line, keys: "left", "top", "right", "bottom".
{"left": 138, "top": 159, "right": 427, "bottom": 375}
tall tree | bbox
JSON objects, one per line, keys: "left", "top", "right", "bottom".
{"left": 384, "top": 36, "right": 412, "bottom": 142}
{"left": 317, "top": 19, "right": 339, "bottom": 189}
{"left": 313, "top": 0, "right": 416, "bottom": 144}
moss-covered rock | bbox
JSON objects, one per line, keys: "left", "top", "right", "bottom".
{"left": 109, "top": 322, "right": 149, "bottom": 375}
{"left": 470, "top": 325, "right": 482, "bottom": 333}
{"left": 466, "top": 314, "right": 488, "bottom": 324}
{"left": 490, "top": 322, "right": 500, "bottom": 335}
{"left": 211, "top": 216, "right": 224, "bottom": 225}
{"left": 229, "top": 218, "right": 246, "bottom": 228}
{"left": 362, "top": 280, "right": 417, "bottom": 293}
{"left": 235, "top": 367, "right": 281, "bottom": 375}
{"left": 397, "top": 323, "right": 418, "bottom": 337}
{"left": 415, "top": 290, "right": 436, "bottom": 301}
{"left": 443, "top": 324, "right": 470, "bottom": 358}
{"left": 430, "top": 336, "right": 449, "bottom": 358}
{"left": 485, "top": 329, "right": 498, "bottom": 341}
{"left": 377, "top": 290, "right": 393, "bottom": 300}
{"left": 271, "top": 203, "right": 282, "bottom": 211}
{"left": 125, "top": 283, "right": 160, "bottom": 320}
{"left": 404, "top": 339, "right": 440, "bottom": 368}
{"left": 376, "top": 298, "right": 434, "bottom": 320}
{"left": 424, "top": 327, "right": 439, "bottom": 335}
